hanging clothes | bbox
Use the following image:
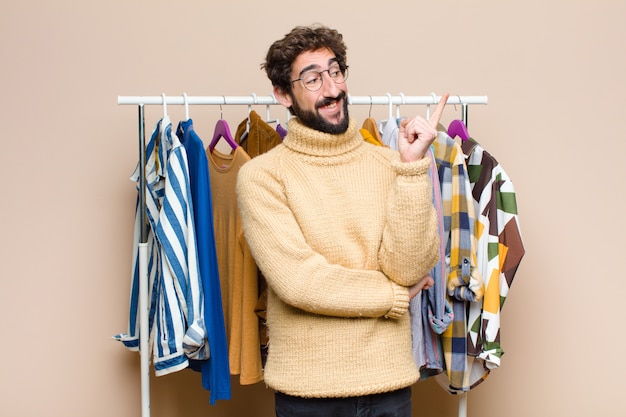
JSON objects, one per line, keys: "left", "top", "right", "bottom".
{"left": 361, "top": 117, "right": 384, "bottom": 146}
{"left": 411, "top": 143, "right": 453, "bottom": 379}
{"left": 234, "top": 111, "right": 285, "bottom": 367}
{"left": 360, "top": 128, "right": 383, "bottom": 146}
{"left": 380, "top": 118, "right": 399, "bottom": 150}
{"left": 235, "top": 110, "right": 283, "bottom": 157}
{"left": 207, "top": 145, "right": 263, "bottom": 385}
{"left": 431, "top": 132, "right": 484, "bottom": 392}
{"left": 176, "top": 119, "right": 231, "bottom": 403}
{"left": 114, "top": 116, "right": 209, "bottom": 376}
{"left": 461, "top": 137, "right": 525, "bottom": 386}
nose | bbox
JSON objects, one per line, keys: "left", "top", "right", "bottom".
{"left": 319, "top": 70, "right": 343, "bottom": 96}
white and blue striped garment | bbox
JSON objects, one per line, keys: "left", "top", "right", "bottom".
{"left": 115, "top": 116, "right": 209, "bottom": 376}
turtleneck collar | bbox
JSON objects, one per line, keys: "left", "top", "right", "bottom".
{"left": 282, "top": 117, "right": 361, "bottom": 157}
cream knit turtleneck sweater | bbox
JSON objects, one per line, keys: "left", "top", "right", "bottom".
{"left": 236, "top": 116, "right": 439, "bottom": 398}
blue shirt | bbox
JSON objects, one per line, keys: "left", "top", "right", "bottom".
{"left": 177, "top": 119, "right": 232, "bottom": 403}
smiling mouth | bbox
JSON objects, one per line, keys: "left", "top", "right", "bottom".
{"left": 318, "top": 100, "right": 339, "bottom": 111}
{"left": 317, "top": 92, "right": 345, "bottom": 113}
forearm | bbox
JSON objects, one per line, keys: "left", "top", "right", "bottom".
{"left": 379, "top": 156, "right": 440, "bottom": 286}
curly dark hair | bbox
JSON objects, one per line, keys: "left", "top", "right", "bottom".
{"left": 262, "top": 24, "right": 348, "bottom": 94}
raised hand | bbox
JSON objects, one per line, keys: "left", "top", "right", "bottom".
{"left": 397, "top": 93, "right": 450, "bottom": 162}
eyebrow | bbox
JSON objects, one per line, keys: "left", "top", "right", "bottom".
{"left": 297, "top": 57, "right": 339, "bottom": 77}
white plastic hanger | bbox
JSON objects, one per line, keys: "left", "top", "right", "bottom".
{"left": 183, "top": 92, "right": 190, "bottom": 121}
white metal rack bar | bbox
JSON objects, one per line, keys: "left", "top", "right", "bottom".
{"left": 118, "top": 93, "right": 487, "bottom": 106}
{"left": 119, "top": 93, "right": 487, "bottom": 417}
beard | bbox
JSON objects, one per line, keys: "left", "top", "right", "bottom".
{"left": 290, "top": 91, "right": 350, "bottom": 134}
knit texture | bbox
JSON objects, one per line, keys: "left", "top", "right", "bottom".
{"left": 236, "top": 117, "right": 440, "bottom": 398}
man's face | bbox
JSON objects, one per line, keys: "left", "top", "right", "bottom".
{"left": 282, "top": 48, "right": 349, "bottom": 134}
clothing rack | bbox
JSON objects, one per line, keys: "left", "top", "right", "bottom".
{"left": 119, "top": 93, "right": 486, "bottom": 125}
{"left": 118, "top": 93, "right": 488, "bottom": 417}
{"left": 118, "top": 93, "right": 488, "bottom": 106}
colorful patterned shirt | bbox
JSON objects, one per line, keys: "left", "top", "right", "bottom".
{"left": 462, "top": 137, "right": 525, "bottom": 386}
{"left": 432, "top": 133, "right": 484, "bottom": 392}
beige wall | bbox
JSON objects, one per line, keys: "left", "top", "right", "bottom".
{"left": 1, "top": 1, "right": 624, "bottom": 416}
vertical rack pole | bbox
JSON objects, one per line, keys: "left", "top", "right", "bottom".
{"left": 459, "top": 100, "right": 468, "bottom": 417}
{"left": 137, "top": 104, "right": 151, "bottom": 417}
{"left": 459, "top": 99, "right": 469, "bottom": 417}
{"left": 461, "top": 103, "right": 469, "bottom": 127}
{"left": 458, "top": 393, "right": 468, "bottom": 417}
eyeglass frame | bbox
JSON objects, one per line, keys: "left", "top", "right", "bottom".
{"left": 290, "top": 64, "right": 349, "bottom": 92}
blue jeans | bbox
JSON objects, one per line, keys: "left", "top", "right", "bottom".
{"left": 274, "top": 386, "right": 412, "bottom": 417}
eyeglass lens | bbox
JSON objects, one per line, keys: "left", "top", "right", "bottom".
{"left": 300, "top": 65, "right": 348, "bottom": 91}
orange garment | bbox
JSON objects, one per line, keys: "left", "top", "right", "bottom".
{"left": 234, "top": 111, "right": 284, "bottom": 364}
{"left": 207, "top": 145, "right": 263, "bottom": 385}
{"left": 235, "top": 110, "right": 283, "bottom": 157}
{"left": 361, "top": 117, "right": 384, "bottom": 146}
{"left": 360, "top": 128, "right": 382, "bottom": 146}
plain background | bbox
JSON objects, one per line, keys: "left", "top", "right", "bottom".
{"left": 1, "top": 1, "right": 625, "bottom": 416}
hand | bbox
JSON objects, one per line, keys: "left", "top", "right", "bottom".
{"left": 397, "top": 93, "right": 449, "bottom": 162}
{"left": 409, "top": 275, "right": 435, "bottom": 299}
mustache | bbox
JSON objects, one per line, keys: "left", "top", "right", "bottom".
{"left": 316, "top": 91, "right": 346, "bottom": 109}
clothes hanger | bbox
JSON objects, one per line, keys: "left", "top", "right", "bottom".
{"left": 447, "top": 97, "right": 470, "bottom": 141}
{"left": 266, "top": 103, "right": 286, "bottom": 139}
{"left": 265, "top": 104, "right": 279, "bottom": 126}
{"left": 161, "top": 93, "right": 168, "bottom": 118}
{"left": 447, "top": 119, "right": 470, "bottom": 141}
{"left": 361, "top": 96, "right": 383, "bottom": 145}
{"left": 397, "top": 92, "right": 405, "bottom": 120}
{"left": 425, "top": 92, "right": 439, "bottom": 122}
{"left": 393, "top": 93, "right": 409, "bottom": 127}
{"left": 239, "top": 103, "right": 253, "bottom": 145}
{"left": 176, "top": 93, "right": 191, "bottom": 139}
{"left": 183, "top": 92, "right": 190, "bottom": 121}
{"left": 276, "top": 123, "right": 287, "bottom": 139}
{"left": 239, "top": 93, "right": 261, "bottom": 145}
{"left": 209, "top": 100, "right": 238, "bottom": 153}
{"left": 376, "top": 93, "right": 392, "bottom": 134}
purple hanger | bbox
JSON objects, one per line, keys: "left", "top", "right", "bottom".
{"left": 447, "top": 119, "right": 470, "bottom": 141}
{"left": 276, "top": 123, "right": 287, "bottom": 139}
{"left": 209, "top": 119, "right": 238, "bottom": 152}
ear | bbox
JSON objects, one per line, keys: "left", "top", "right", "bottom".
{"left": 273, "top": 86, "right": 293, "bottom": 108}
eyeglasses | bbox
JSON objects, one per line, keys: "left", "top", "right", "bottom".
{"left": 291, "top": 64, "right": 349, "bottom": 92}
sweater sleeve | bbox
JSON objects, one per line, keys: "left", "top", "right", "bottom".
{"left": 378, "top": 156, "right": 440, "bottom": 287}
{"left": 236, "top": 156, "right": 408, "bottom": 320}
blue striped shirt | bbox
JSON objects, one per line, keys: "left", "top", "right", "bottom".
{"left": 115, "top": 116, "right": 209, "bottom": 376}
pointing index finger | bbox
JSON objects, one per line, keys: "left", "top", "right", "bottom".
{"left": 429, "top": 93, "right": 450, "bottom": 128}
